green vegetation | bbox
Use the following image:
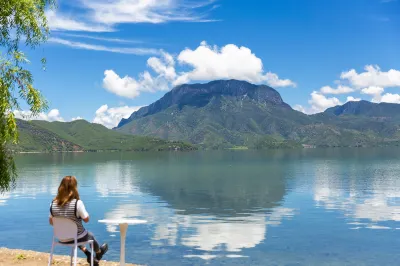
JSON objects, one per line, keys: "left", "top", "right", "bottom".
{"left": 248, "top": 135, "right": 303, "bottom": 149}
{"left": 1, "top": 0, "right": 54, "bottom": 191}
{"left": 116, "top": 81, "right": 400, "bottom": 149}
{"left": 15, "top": 253, "right": 27, "bottom": 261}
{"left": 118, "top": 96, "right": 311, "bottom": 149}
{"left": 12, "top": 119, "right": 195, "bottom": 152}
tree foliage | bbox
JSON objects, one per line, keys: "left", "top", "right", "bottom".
{"left": 0, "top": 0, "right": 54, "bottom": 192}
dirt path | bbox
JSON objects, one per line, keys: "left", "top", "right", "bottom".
{"left": 0, "top": 248, "right": 139, "bottom": 266}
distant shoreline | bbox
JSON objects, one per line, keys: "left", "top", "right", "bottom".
{"left": 14, "top": 148, "right": 194, "bottom": 154}
{"left": 17, "top": 150, "right": 85, "bottom": 154}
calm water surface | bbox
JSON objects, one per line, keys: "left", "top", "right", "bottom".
{"left": 1, "top": 149, "right": 400, "bottom": 265}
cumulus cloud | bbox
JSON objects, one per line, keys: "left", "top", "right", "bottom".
{"left": 307, "top": 91, "right": 342, "bottom": 114}
{"left": 293, "top": 104, "right": 307, "bottom": 113}
{"left": 147, "top": 52, "right": 177, "bottom": 80}
{"left": 93, "top": 104, "right": 142, "bottom": 128}
{"left": 380, "top": 93, "right": 400, "bottom": 104}
{"left": 102, "top": 52, "right": 174, "bottom": 98}
{"left": 175, "top": 41, "right": 296, "bottom": 87}
{"left": 295, "top": 65, "right": 400, "bottom": 113}
{"left": 294, "top": 94, "right": 361, "bottom": 114}
{"left": 346, "top": 96, "right": 361, "bottom": 102}
{"left": 293, "top": 92, "right": 342, "bottom": 114}
{"left": 361, "top": 86, "right": 385, "bottom": 95}
{"left": 360, "top": 86, "right": 400, "bottom": 103}
{"left": 71, "top": 116, "right": 84, "bottom": 121}
{"left": 320, "top": 85, "right": 354, "bottom": 95}
{"left": 14, "top": 109, "right": 65, "bottom": 122}
{"left": 103, "top": 42, "right": 296, "bottom": 98}
{"left": 103, "top": 70, "right": 169, "bottom": 99}
{"left": 361, "top": 86, "right": 384, "bottom": 102}
{"left": 103, "top": 70, "right": 143, "bottom": 99}
{"left": 341, "top": 65, "right": 400, "bottom": 89}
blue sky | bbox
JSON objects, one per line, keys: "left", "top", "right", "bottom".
{"left": 15, "top": 0, "right": 400, "bottom": 127}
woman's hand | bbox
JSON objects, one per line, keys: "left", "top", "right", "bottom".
{"left": 83, "top": 216, "right": 90, "bottom": 223}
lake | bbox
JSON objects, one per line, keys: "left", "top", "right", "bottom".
{"left": 1, "top": 149, "right": 400, "bottom": 265}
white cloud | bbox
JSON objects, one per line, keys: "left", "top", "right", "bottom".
{"left": 346, "top": 96, "right": 361, "bottom": 102}
{"left": 380, "top": 93, "right": 400, "bottom": 104}
{"left": 14, "top": 109, "right": 65, "bottom": 122}
{"left": 147, "top": 52, "right": 177, "bottom": 81}
{"left": 307, "top": 91, "right": 342, "bottom": 114}
{"left": 93, "top": 104, "right": 142, "bottom": 128}
{"left": 264, "top": 72, "right": 296, "bottom": 88}
{"left": 47, "top": 1, "right": 218, "bottom": 32}
{"left": 361, "top": 86, "right": 384, "bottom": 102}
{"left": 49, "top": 37, "right": 159, "bottom": 55}
{"left": 294, "top": 64, "right": 400, "bottom": 113}
{"left": 360, "top": 86, "right": 400, "bottom": 104}
{"left": 102, "top": 52, "right": 174, "bottom": 99}
{"left": 71, "top": 116, "right": 84, "bottom": 121}
{"left": 361, "top": 86, "right": 384, "bottom": 95}
{"left": 46, "top": 10, "right": 113, "bottom": 32}
{"left": 293, "top": 104, "right": 307, "bottom": 113}
{"left": 341, "top": 65, "right": 400, "bottom": 89}
{"left": 102, "top": 42, "right": 296, "bottom": 99}
{"left": 320, "top": 85, "right": 354, "bottom": 95}
{"left": 103, "top": 69, "right": 170, "bottom": 99}
{"left": 84, "top": 0, "right": 218, "bottom": 25}
{"left": 103, "top": 70, "right": 142, "bottom": 99}
{"left": 175, "top": 41, "right": 296, "bottom": 87}
{"left": 56, "top": 33, "right": 142, "bottom": 44}
{"left": 294, "top": 95, "right": 361, "bottom": 114}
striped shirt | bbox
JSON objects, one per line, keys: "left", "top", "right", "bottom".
{"left": 50, "top": 199, "right": 88, "bottom": 240}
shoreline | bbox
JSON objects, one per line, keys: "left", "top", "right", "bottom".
{"left": 0, "top": 248, "right": 138, "bottom": 266}
{"left": 14, "top": 149, "right": 194, "bottom": 154}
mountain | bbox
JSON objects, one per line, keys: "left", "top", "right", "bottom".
{"left": 116, "top": 80, "right": 314, "bottom": 148}
{"left": 116, "top": 79, "right": 400, "bottom": 148}
{"left": 12, "top": 119, "right": 195, "bottom": 152}
{"left": 324, "top": 100, "right": 400, "bottom": 121}
{"left": 118, "top": 79, "right": 293, "bottom": 127}
{"left": 314, "top": 101, "right": 400, "bottom": 138}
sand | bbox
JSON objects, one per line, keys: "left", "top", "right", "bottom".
{"left": 0, "top": 248, "right": 138, "bottom": 266}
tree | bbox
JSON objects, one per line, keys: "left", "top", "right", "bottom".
{"left": 0, "top": 0, "right": 54, "bottom": 192}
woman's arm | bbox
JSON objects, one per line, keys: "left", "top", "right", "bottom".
{"left": 49, "top": 202, "right": 53, "bottom": 226}
{"left": 77, "top": 200, "right": 90, "bottom": 223}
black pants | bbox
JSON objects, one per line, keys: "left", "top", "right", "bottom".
{"left": 62, "top": 232, "right": 100, "bottom": 253}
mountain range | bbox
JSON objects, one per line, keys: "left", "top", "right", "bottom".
{"left": 14, "top": 79, "right": 400, "bottom": 152}
{"left": 116, "top": 80, "right": 400, "bottom": 149}
{"left": 13, "top": 119, "right": 194, "bottom": 152}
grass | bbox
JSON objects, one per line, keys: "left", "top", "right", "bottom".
{"left": 15, "top": 254, "right": 27, "bottom": 260}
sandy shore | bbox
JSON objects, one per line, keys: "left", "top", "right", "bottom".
{"left": 0, "top": 248, "right": 138, "bottom": 266}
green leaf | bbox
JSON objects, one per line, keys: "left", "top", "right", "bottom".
{"left": 0, "top": 0, "right": 54, "bottom": 192}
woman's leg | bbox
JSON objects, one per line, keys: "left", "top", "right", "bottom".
{"left": 85, "top": 232, "right": 100, "bottom": 253}
{"left": 78, "top": 232, "right": 100, "bottom": 265}
{"left": 78, "top": 232, "right": 108, "bottom": 261}
{"left": 78, "top": 232, "right": 100, "bottom": 253}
